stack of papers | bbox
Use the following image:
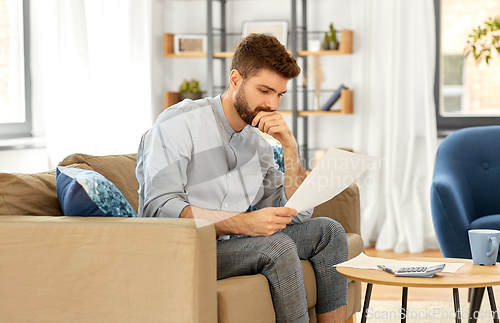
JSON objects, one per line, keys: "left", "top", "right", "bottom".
{"left": 335, "top": 253, "right": 464, "bottom": 273}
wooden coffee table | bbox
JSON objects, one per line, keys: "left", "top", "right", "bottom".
{"left": 337, "top": 257, "right": 500, "bottom": 323}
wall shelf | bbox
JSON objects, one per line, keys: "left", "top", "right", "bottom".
{"left": 280, "top": 89, "right": 353, "bottom": 115}
{"left": 163, "top": 29, "right": 353, "bottom": 58}
{"left": 281, "top": 111, "right": 349, "bottom": 115}
{"left": 164, "top": 89, "right": 353, "bottom": 113}
{"left": 298, "top": 29, "right": 353, "bottom": 55}
{"left": 164, "top": 91, "right": 180, "bottom": 109}
{"left": 164, "top": 33, "right": 233, "bottom": 58}
{"left": 164, "top": 53, "right": 232, "bottom": 58}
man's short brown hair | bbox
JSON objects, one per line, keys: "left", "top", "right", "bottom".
{"left": 231, "top": 33, "right": 301, "bottom": 80}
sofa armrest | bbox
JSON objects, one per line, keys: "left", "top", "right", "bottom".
{"left": 311, "top": 183, "right": 360, "bottom": 235}
{"left": 0, "top": 216, "right": 217, "bottom": 323}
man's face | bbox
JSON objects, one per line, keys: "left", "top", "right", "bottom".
{"left": 234, "top": 69, "right": 289, "bottom": 125}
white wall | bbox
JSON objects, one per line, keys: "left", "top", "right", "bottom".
{"left": 159, "top": 0, "right": 355, "bottom": 153}
{"left": 152, "top": 0, "right": 167, "bottom": 124}
{"left": 0, "top": 148, "right": 49, "bottom": 174}
{"left": 0, "top": 137, "right": 49, "bottom": 173}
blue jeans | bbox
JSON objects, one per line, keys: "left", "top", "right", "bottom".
{"left": 216, "top": 217, "right": 348, "bottom": 323}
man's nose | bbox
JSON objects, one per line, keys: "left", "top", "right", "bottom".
{"left": 266, "top": 96, "right": 280, "bottom": 111}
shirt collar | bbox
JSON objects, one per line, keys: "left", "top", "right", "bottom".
{"left": 214, "top": 95, "right": 237, "bottom": 135}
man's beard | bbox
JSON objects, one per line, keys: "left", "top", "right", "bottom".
{"left": 234, "top": 84, "right": 272, "bottom": 126}
{"left": 234, "top": 85, "right": 256, "bottom": 125}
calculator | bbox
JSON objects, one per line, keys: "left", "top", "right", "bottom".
{"left": 394, "top": 263, "right": 446, "bottom": 278}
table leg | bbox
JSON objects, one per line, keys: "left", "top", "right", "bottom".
{"left": 453, "top": 288, "right": 462, "bottom": 323}
{"left": 469, "top": 287, "right": 485, "bottom": 323}
{"left": 401, "top": 287, "right": 408, "bottom": 323}
{"left": 487, "top": 286, "right": 499, "bottom": 323}
{"left": 360, "top": 283, "right": 373, "bottom": 323}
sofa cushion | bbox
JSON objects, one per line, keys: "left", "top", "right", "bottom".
{"left": 56, "top": 166, "right": 137, "bottom": 217}
{"left": 217, "top": 274, "right": 275, "bottom": 323}
{"left": 0, "top": 170, "right": 64, "bottom": 216}
{"left": 216, "top": 260, "right": 317, "bottom": 323}
{"left": 59, "top": 153, "right": 139, "bottom": 212}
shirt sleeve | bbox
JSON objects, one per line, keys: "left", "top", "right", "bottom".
{"left": 136, "top": 110, "right": 193, "bottom": 218}
{"left": 253, "top": 144, "right": 313, "bottom": 224}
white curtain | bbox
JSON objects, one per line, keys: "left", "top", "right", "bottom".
{"left": 30, "top": 0, "right": 153, "bottom": 167}
{"left": 351, "top": 0, "right": 440, "bottom": 253}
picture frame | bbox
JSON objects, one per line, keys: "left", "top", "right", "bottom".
{"left": 241, "top": 20, "right": 289, "bottom": 48}
{"left": 174, "top": 34, "right": 207, "bottom": 54}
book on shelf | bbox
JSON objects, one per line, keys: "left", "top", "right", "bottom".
{"left": 321, "top": 84, "right": 348, "bottom": 111}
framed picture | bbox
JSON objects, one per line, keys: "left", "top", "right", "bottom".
{"left": 241, "top": 21, "right": 288, "bottom": 48}
{"left": 174, "top": 34, "right": 207, "bottom": 54}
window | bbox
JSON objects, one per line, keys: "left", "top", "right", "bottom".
{"left": 0, "top": 0, "right": 31, "bottom": 139}
{"left": 435, "top": 0, "right": 500, "bottom": 134}
{"left": 442, "top": 55, "right": 465, "bottom": 114}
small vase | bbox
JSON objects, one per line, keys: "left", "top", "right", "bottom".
{"left": 328, "top": 41, "right": 339, "bottom": 50}
{"left": 322, "top": 41, "right": 339, "bottom": 50}
{"left": 180, "top": 92, "right": 202, "bottom": 101}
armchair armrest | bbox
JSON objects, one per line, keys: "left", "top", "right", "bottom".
{"left": 431, "top": 168, "right": 475, "bottom": 259}
{"left": 311, "top": 183, "right": 360, "bottom": 235}
{"left": 0, "top": 216, "right": 217, "bottom": 323}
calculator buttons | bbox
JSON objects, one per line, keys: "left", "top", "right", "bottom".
{"left": 394, "top": 264, "right": 445, "bottom": 278}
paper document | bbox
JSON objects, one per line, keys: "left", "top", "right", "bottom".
{"left": 285, "top": 147, "right": 372, "bottom": 213}
{"left": 335, "top": 253, "right": 464, "bottom": 273}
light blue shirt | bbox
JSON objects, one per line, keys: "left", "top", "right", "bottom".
{"left": 136, "top": 95, "right": 313, "bottom": 224}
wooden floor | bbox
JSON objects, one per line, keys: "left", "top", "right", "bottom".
{"left": 363, "top": 247, "right": 500, "bottom": 302}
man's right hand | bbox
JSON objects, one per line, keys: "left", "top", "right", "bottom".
{"left": 236, "top": 207, "right": 297, "bottom": 236}
{"left": 181, "top": 205, "right": 297, "bottom": 237}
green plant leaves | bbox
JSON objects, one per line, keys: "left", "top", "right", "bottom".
{"left": 329, "top": 22, "right": 337, "bottom": 43}
{"left": 179, "top": 78, "right": 201, "bottom": 93}
{"left": 465, "top": 16, "right": 500, "bottom": 64}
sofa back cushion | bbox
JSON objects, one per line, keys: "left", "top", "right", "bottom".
{"left": 59, "top": 153, "right": 139, "bottom": 212}
{"left": 0, "top": 170, "right": 64, "bottom": 216}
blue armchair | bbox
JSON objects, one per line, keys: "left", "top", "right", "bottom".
{"left": 431, "top": 126, "right": 500, "bottom": 261}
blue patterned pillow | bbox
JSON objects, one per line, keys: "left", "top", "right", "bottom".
{"left": 272, "top": 144, "right": 284, "bottom": 173}
{"left": 56, "top": 166, "right": 137, "bottom": 217}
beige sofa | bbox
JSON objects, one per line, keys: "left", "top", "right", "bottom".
{"left": 0, "top": 153, "right": 363, "bottom": 323}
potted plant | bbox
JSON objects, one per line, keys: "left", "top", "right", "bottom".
{"left": 322, "top": 22, "right": 339, "bottom": 50}
{"left": 179, "top": 79, "right": 202, "bottom": 100}
{"left": 464, "top": 16, "right": 500, "bottom": 64}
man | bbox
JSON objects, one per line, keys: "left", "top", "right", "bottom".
{"left": 136, "top": 33, "right": 348, "bottom": 323}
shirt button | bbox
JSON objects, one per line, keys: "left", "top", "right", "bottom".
{"left": 224, "top": 203, "right": 228, "bottom": 208}
{"left": 228, "top": 173, "right": 232, "bottom": 178}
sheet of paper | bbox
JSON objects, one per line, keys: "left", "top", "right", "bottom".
{"left": 334, "top": 253, "right": 464, "bottom": 273}
{"left": 285, "top": 147, "right": 372, "bottom": 213}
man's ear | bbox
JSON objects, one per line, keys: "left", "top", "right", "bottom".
{"left": 229, "top": 69, "right": 242, "bottom": 89}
